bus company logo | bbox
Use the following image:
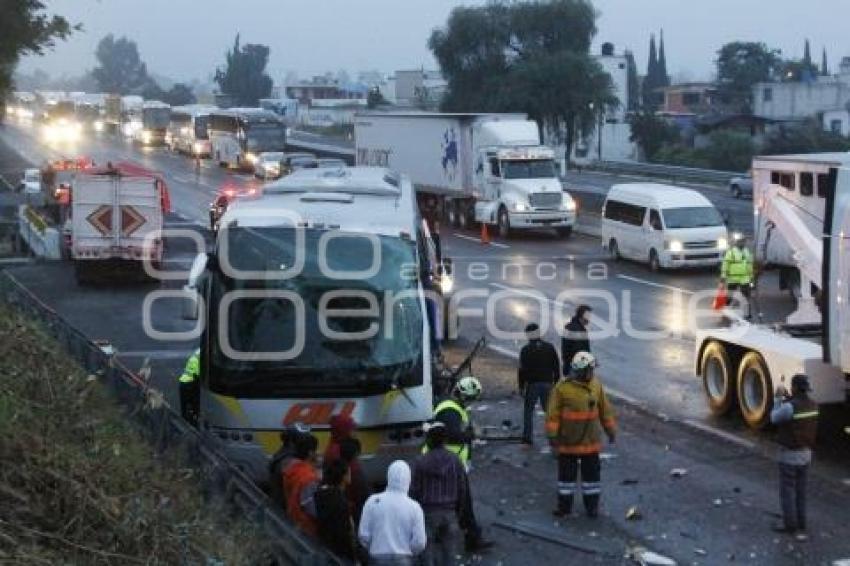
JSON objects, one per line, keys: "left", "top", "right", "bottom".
{"left": 441, "top": 128, "right": 458, "bottom": 182}
{"left": 282, "top": 401, "right": 356, "bottom": 426}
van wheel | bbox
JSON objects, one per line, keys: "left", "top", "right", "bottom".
{"left": 608, "top": 239, "right": 620, "bottom": 261}
{"left": 700, "top": 341, "right": 736, "bottom": 416}
{"left": 737, "top": 351, "right": 773, "bottom": 429}
{"left": 649, "top": 249, "right": 661, "bottom": 272}
{"left": 498, "top": 207, "right": 511, "bottom": 238}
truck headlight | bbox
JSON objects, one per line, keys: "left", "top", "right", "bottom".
{"left": 193, "top": 142, "right": 203, "bottom": 154}
{"left": 667, "top": 240, "right": 683, "bottom": 253}
{"left": 513, "top": 202, "right": 528, "bottom": 212}
{"left": 717, "top": 237, "right": 728, "bottom": 251}
{"left": 244, "top": 152, "right": 258, "bottom": 165}
{"left": 562, "top": 198, "right": 576, "bottom": 212}
{"left": 142, "top": 130, "right": 152, "bottom": 144}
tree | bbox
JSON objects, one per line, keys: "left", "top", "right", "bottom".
{"left": 821, "top": 48, "right": 829, "bottom": 76}
{"left": 802, "top": 39, "right": 812, "bottom": 68}
{"left": 214, "top": 34, "right": 273, "bottom": 106}
{"left": 628, "top": 110, "right": 678, "bottom": 161}
{"left": 429, "top": 0, "right": 616, "bottom": 164}
{"left": 657, "top": 30, "right": 670, "bottom": 88}
{"left": 700, "top": 130, "right": 754, "bottom": 172}
{"left": 642, "top": 34, "right": 659, "bottom": 108}
{"left": 367, "top": 87, "right": 387, "bottom": 109}
{"left": 162, "top": 83, "right": 196, "bottom": 106}
{"left": 92, "top": 35, "right": 151, "bottom": 94}
{"left": 762, "top": 119, "right": 850, "bottom": 155}
{"left": 0, "top": 0, "right": 76, "bottom": 114}
{"left": 624, "top": 49, "right": 639, "bottom": 111}
{"left": 715, "top": 41, "right": 781, "bottom": 112}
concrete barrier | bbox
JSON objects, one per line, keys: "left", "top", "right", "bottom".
{"left": 18, "top": 205, "right": 61, "bottom": 259}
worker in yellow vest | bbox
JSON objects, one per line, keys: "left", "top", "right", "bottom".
{"left": 178, "top": 348, "right": 201, "bottom": 426}
{"left": 721, "top": 234, "right": 754, "bottom": 318}
{"left": 423, "top": 376, "right": 482, "bottom": 469}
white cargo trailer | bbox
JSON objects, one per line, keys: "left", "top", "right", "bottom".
{"left": 70, "top": 162, "right": 168, "bottom": 283}
{"left": 354, "top": 112, "right": 576, "bottom": 238}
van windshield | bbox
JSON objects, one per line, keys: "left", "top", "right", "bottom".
{"left": 662, "top": 206, "right": 723, "bottom": 229}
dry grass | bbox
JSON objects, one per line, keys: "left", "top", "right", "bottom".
{"left": 0, "top": 304, "right": 271, "bottom": 565}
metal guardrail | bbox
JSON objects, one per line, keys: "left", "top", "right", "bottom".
{"left": 0, "top": 271, "right": 344, "bottom": 566}
{"left": 585, "top": 160, "right": 742, "bottom": 185}
{"left": 286, "top": 137, "right": 356, "bottom": 165}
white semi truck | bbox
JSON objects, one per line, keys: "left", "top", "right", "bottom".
{"left": 695, "top": 153, "right": 850, "bottom": 429}
{"left": 354, "top": 112, "right": 576, "bottom": 238}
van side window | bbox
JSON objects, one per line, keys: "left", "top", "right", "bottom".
{"left": 800, "top": 172, "right": 814, "bottom": 197}
{"left": 771, "top": 171, "right": 795, "bottom": 190}
{"left": 817, "top": 173, "right": 833, "bottom": 198}
{"left": 649, "top": 209, "right": 663, "bottom": 230}
{"left": 603, "top": 199, "right": 646, "bottom": 226}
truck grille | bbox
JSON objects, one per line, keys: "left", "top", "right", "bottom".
{"left": 529, "top": 192, "right": 562, "bottom": 209}
{"left": 684, "top": 240, "right": 716, "bottom": 249}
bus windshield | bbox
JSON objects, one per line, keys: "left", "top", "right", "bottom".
{"left": 501, "top": 159, "right": 557, "bottom": 179}
{"left": 662, "top": 206, "right": 724, "bottom": 229}
{"left": 208, "top": 226, "right": 424, "bottom": 397}
{"left": 194, "top": 115, "right": 209, "bottom": 139}
{"left": 244, "top": 122, "right": 285, "bottom": 151}
{"left": 143, "top": 108, "right": 170, "bottom": 128}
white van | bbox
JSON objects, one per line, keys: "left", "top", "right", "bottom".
{"left": 601, "top": 183, "right": 728, "bottom": 271}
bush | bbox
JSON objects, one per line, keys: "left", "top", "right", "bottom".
{"left": 762, "top": 119, "right": 850, "bottom": 155}
{"left": 700, "top": 130, "right": 755, "bottom": 172}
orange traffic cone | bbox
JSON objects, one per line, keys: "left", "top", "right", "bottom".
{"left": 480, "top": 223, "right": 490, "bottom": 245}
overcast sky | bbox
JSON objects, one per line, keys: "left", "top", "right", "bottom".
{"left": 20, "top": 0, "right": 849, "bottom": 84}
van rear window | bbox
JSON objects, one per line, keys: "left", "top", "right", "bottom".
{"left": 603, "top": 199, "right": 645, "bottom": 226}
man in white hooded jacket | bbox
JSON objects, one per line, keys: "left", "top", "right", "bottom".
{"left": 358, "top": 460, "right": 427, "bottom": 565}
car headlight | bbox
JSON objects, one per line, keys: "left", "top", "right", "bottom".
{"left": 513, "top": 202, "right": 528, "bottom": 212}
{"left": 667, "top": 240, "right": 683, "bottom": 253}
{"left": 439, "top": 275, "right": 454, "bottom": 294}
{"left": 717, "top": 237, "right": 728, "bottom": 251}
{"left": 244, "top": 152, "right": 257, "bottom": 164}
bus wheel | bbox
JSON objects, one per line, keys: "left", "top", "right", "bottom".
{"left": 737, "top": 351, "right": 773, "bottom": 429}
{"left": 700, "top": 341, "right": 736, "bottom": 416}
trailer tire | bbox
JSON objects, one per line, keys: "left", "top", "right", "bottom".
{"left": 498, "top": 207, "right": 511, "bottom": 239}
{"left": 700, "top": 341, "right": 736, "bottom": 416}
{"left": 737, "top": 351, "right": 773, "bottom": 429}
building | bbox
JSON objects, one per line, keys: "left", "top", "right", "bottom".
{"left": 392, "top": 70, "right": 447, "bottom": 108}
{"left": 753, "top": 57, "right": 850, "bottom": 123}
{"left": 693, "top": 114, "right": 777, "bottom": 148}
{"left": 823, "top": 107, "right": 850, "bottom": 136}
{"left": 297, "top": 98, "right": 367, "bottom": 128}
{"left": 661, "top": 82, "right": 719, "bottom": 114}
{"left": 284, "top": 76, "right": 367, "bottom": 105}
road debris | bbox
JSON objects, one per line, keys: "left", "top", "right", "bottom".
{"left": 669, "top": 468, "right": 688, "bottom": 478}
{"left": 626, "top": 505, "right": 643, "bottom": 520}
{"left": 621, "top": 478, "right": 640, "bottom": 486}
{"left": 626, "top": 546, "right": 677, "bottom": 565}
{"left": 693, "top": 548, "right": 707, "bottom": 556}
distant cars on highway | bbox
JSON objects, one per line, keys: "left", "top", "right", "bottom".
{"left": 283, "top": 153, "right": 318, "bottom": 175}
{"left": 729, "top": 175, "right": 753, "bottom": 199}
{"left": 254, "top": 151, "right": 285, "bottom": 179}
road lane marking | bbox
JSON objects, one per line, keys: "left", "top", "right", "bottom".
{"left": 453, "top": 233, "right": 510, "bottom": 249}
{"left": 616, "top": 274, "right": 694, "bottom": 295}
{"left": 0, "top": 173, "right": 15, "bottom": 190}
{"left": 489, "top": 282, "right": 573, "bottom": 310}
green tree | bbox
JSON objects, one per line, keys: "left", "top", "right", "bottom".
{"left": 700, "top": 130, "right": 754, "bottom": 172}
{"left": 628, "top": 110, "right": 678, "bottom": 161}
{"left": 624, "top": 49, "right": 640, "bottom": 111}
{"left": 214, "top": 34, "right": 273, "bottom": 107}
{"left": 162, "top": 83, "right": 196, "bottom": 106}
{"left": 821, "top": 48, "right": 829, "bottom": 76}
{"left": 92, "top": 35, "right": 152, "bottom": 94}
{"left": 642, "top": 34, "right": 659, "bottom": 109}
{"left": 715, "top": 41, "right": 781, "bottom": 112}
{"left": 0, "top": 0, "right": 76, "bottom": 116}
{"left": 762, "top": 119, "right": 850, "bottom": 155}
{"left": 429, "top": 0, "right": 616, "bottom": 164}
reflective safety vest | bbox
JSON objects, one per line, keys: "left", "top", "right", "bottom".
{"left": 777, "top": 397, "right": 819, "bottom": 450}
{"left": 179, "top": 349, "right": 200, "bottom": 384}
{"left": 721, "top": 247, "right": 753, "bottom": 285}
{"left": 422, "top": 399, "right": 470, "bottom": 465}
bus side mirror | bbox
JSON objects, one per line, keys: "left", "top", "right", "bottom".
{"left": 182, "top": 253, "right": 211, "bottom": 320}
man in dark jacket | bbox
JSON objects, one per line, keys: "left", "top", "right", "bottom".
{"left": 770, "top": 374, "right": 819, "bottom": 540}
{"left": 411, "top": 423, "right": 491, "bottom": 564}
{"left": 562, "top": 305, "right": 592, "bottom": 376}
{"left": 518, "top": 322, "right": 560, "bottom": 446}
{"left": 315, "top": 458, "right": 357, "bottom": 561}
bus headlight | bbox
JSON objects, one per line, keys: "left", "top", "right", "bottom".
{"left": 667, "top": 240, "right": 683, "bottom": 253}
{"left": 439, "top": 275, "right": 454, "bottom": 294}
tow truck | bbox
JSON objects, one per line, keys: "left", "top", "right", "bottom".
{"left": 695, "top": 153, "right": 850, "bottom": 429}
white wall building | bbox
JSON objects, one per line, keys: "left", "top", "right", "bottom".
{"left": 753, "top": 57, "right": 850, "bottom": 130}
{"left": 823, "top": 107, "right": 850, "bottom": 136}
{"left": 297, "top": 99, "right": 367, "bottom": 127}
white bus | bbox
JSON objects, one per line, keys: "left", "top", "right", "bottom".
{"left": 168, "top": 104, "right": 216, "bottom": 157}
{"left": 208, "top": 108, "right": 286, "bottom": 170}
{"left": 183, "top": 167, "right": 443, "bottom": 484}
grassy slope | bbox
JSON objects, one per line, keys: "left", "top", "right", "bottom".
{"left": 0, "top": 303, "right": 269, "bottom": 564}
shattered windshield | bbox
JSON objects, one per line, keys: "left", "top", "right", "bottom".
{"left": 208, "top": 226, "right": 424, "bottom": 396}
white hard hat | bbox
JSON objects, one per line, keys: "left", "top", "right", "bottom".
{"left": 570, "top": 351, "right": 596, "bottom": 372}
{"left": 453, "top": 376, "right": 483, "bottom": 401}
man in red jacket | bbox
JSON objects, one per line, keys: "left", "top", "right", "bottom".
{"left": 282, "top": 433, "right": 320, "bottom": 537}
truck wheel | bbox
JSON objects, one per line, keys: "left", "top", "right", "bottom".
{"left": 649, "top": 249, "right": 661, "bottom": 272}
{"left": 458, "top": 206, "right": 469, "bottom": 230}
{"left": 446, "top": 202, "right": 459, "bottom": 228}
{"left": 556, "top": 226, "right": 573, "bottom": 238}
{"left": 608, "top": 239, "right": 620, "bottom": 261}
{"left": 497, "top": 208, "right": 511, "bottom": 238}
{"left": 700, "top": 341, "right": 736, "bottom": 416}
{"left": 737, "top": 351, "right": 773, "bottom": 429}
